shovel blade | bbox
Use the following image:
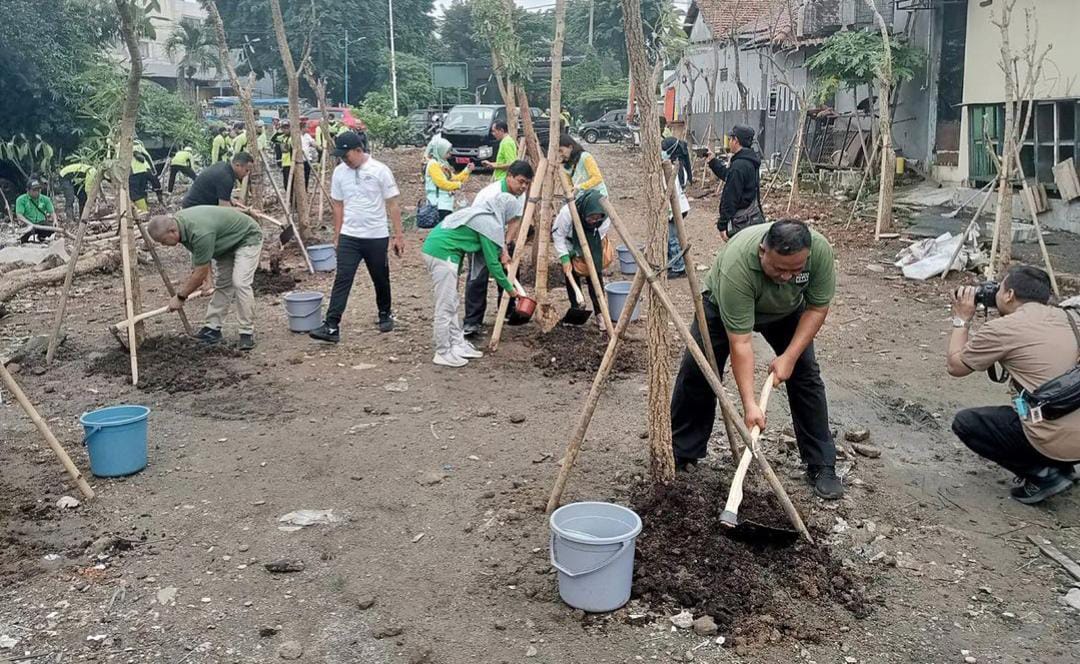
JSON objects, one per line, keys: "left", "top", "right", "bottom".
{"left": 279, "top": 225, "right": 295, "bottom": 246}
{"left": 560, "top": 307, "right": 592, "bottom": 326}
{"left": 724, "top": 519, "right": 800, "bottom": 546}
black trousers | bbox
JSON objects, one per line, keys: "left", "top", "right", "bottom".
{"left": 325, "top": 235, "right": 392, "bottom": 328}
{"left": 19, "top": 227, "right": 54, "bottom": 243}
{"left": 463, "top": 241, "right": 514, "bottom": 328}
{"left": 564, "top": 267, "right": 603, "bottom": 311}
{"left": 952, "top": 406, "right": 1076, "bottom": 479}
{"left": 60, "top": 176, "right": 87, "bottom": 221}
{"left": 168, "top": 165, "right": 197, "bottom": 192}
{"left": 670, "top": 296, "right": 836, "bottom": 467}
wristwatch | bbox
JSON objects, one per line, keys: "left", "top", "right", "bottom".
{"left": 951, "top": 316, "right": 969, "bottom": 329}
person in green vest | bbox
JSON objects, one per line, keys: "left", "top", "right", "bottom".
{"left": 16, "top": 179, "right": 59, "bottom": 243}
{"left": 129, "top": 149, "right": 163, "bottom": 213}
{"left": 271, "top": 120, "right": 294, "bottom": 187}
{"left": 59, "top": 162, "right": 98, "bottom": 221}
{"left": 421, "top": 193, "right": 520, "bottom": 368}
{"left": 168, "top": 147, "right": 198, "bottom": 193}
{"left": 211, "top": 126, "right": 229, "bottom": 163}
{"left": 480, "top": 120, "right": 517, "bottom": 182}
{"left": 146, "top": 206, "right": 265, "bottom": 351}
{"left": 558, "top": 132, "right": 608, "bottom": 197}
{"left": 231, "top": 123, "right": 249, "bottom": 156}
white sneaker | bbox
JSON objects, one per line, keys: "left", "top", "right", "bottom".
{"left": 433, "top": 351, "right": 468, "bottom": 367}
{"left": 452, "top": 342, "right": 484, "bottom": 359}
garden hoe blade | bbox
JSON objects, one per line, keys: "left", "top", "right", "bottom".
{"left": 724, "top": 518, "right": 800, "bottom": 546}
{"left": 279, "top": 224, "right": 295, "bottom": 246}
{"left": 560, "top": 306, "right": 592, "bottom": 326}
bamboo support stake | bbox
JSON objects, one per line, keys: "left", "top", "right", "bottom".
{"left": 601, "top": 197, "right": 812, "bottom": 543}
{"left": 1010, "top": 142, "right": 1060, "bottom": 296}
{"left": 556, "top": 171, "right": 615, "bottom": 336}
{"left": 941, "top": 189, "right": 994, "bottom": 281}
{"left": 46, "top": 176, "right": 103, "bottom": 364}
{"left": 546, "top": 268, "right": 648, "bottom": 513}
{"left": 117, "top": 196, "right": 139, "bottom": 386}
{"left": 258, "top": 150, "right": 314, "bottom": 273}
{"left": 663, "top": 164, "right": 742, "bottom": 462}
{"left": 490, "top": 157, "right": 547, "bottom": 352}
{"left": 1, "top": 362, "right": 95, "bottom": 499}
{"left": 134, "top": 218, "right": 194, "bottom": 336}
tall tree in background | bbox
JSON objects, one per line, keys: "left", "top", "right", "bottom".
{"left": 621, "top": 0, "right": 675, "bottom": 485}
{"left": 164, "top": 17, "right": 218, "bottom": 103}
{"left": 269, "top": 0, "right": 310, "bottom": 239}
{"left": 863, "top": 0, "right": 895, "bottom": 239}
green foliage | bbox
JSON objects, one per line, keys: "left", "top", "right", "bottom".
{"left": 0, "top": 135, "right": 57, "bottom": 181}
{"left": 471, "top": 0, "right": 532, "bottom": 84}
{"left": 355, "top": 93, "right": 415, "bottom": 149}
{"left": 806, "top": 30, "right": 924, "bottom": 89}
{"left": 366, "top": 51, "right": 437, "bottom": 113}
{"left": 564, "top": 0, "right": 674, "bottom": 75}
{"left": 164, "top": 16, "right": 220, "bottom": 97}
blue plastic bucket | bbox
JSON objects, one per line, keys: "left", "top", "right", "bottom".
{"left": 283, "top": 291, "right": 324, "bottom": 332}
{"left": 616, "top": 245, "right": 643, "bottom": 275}
{"left": 79, "top": 405, "right": 150, "bottom": 477}
{"left": 550, "top": 502, "right": 642, "bottom": 612}
{"left": 605, "top": 281, "right": 641, "bottom": 322}
{"left": 308, "top": 244, "right": 337, "bottom": 272}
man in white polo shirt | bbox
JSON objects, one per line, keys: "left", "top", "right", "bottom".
{"left": 309, "top": 131, "right": 405, "bottom": 343}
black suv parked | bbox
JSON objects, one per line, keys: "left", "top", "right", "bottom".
{"left": 577, "top": 109, "right": 629, "bottom": 144}
{"left": 441, "top": 104, "right": 550, "bottom": 169}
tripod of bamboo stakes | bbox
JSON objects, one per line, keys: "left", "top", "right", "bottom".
{"left": 543, "top": 163, "right": 813, "bottom": 544}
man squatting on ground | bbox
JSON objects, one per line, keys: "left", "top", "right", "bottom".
{"left": 148, "top": 206, "right": 264, "bottom": 351}
{"left": 309, "top": 131, "right": 405, "bottom": 343}
{"left": 947, "top": 265, "right": 1080, "bottom": 504}
{"left": 670, "top": 220, "right": 844, "bottom": 500}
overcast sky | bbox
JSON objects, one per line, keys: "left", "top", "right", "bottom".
{"left": 430, "top": 0, "right": 692, "bottom": 18}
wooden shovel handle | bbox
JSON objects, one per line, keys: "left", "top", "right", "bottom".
{"left": 569, "top": 278, "right": 586, "bottom": 306}
{"left": 112, "top": 290, "right": 203, "bottom": 331}
{"left": 720, "top": 372, "right": 776, "bottom": 526}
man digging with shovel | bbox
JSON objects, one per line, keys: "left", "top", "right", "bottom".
{"left": 147, "top": 206, "right": 264, "bottom": 350}
{"left": 669, "top": 219, "right": 843, "bottom": 500}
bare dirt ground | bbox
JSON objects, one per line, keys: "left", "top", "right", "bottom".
{"left": 1, "top": 144, "right": 1079, "bottom": 664}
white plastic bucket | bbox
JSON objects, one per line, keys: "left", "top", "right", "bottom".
{"left": 549, "top": 502, "right": 642, "bottom": 613}
{"left": 605, "top": 281, "right": 641, "bottom": 322}
{"left": 283, "top": 291, "right": 324, "bottom": 332}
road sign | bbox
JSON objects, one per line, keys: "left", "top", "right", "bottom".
{"left": 432, "top": 63, "right": 469, "bottom": 90}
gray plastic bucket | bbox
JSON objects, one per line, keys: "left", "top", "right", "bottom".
{"left": 605, "top": 281, "right": 641, "bottom": 322}
{"left": 616, "top": 244, "right": 638, "bottom": 274}
{"left": 549, "top": 502, "right": 642, "bottom": 613}
{"left": 308, "top": 244, "right": 337, "bottom": 272}
{"left": 283, "top": 291, "right": 324, "bottom": 332}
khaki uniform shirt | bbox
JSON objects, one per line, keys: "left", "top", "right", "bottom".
{"left": 960, "top": 303, "right": 1080, "bottom": 461}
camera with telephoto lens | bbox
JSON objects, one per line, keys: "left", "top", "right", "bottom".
{"left": 974, "top": 281, "right": 1000, "bottom": 308}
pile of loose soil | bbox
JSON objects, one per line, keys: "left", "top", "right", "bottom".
{"left": 630, "top": 469, "right": 872, "bottom": 642}
{"left": 254, "top": 268, "right": 299, "bottom": 295}
{"left": 523, "top": 324, "right": 644, "bottom": 376}
{"left": 86, "top": 336, "right": 249, "bottom": 393}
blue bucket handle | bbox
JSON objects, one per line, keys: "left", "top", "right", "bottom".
{"left": 549, "top": 532, "right": 631, "bottom": 578}
{"left": 81, "top": 424, "right": 104, "bottom": 447}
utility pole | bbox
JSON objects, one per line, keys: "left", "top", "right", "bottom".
{"left": 344, "top": 29, "right": 350, "bottom": 106}
{"left": 389, "top": 0, "right": 399, "bottom": 115}
{"left": 588, "top": 0, "right": 594, "bottom": 48}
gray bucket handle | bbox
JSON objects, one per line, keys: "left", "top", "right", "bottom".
{"left": 287, "top": 302, "right": 322, "bottom": 318}
{"left": 549, "top": 532, "right": 631, "bottom": 578}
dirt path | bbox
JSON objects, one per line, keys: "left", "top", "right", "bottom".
{"left": 1, "top": 144, "right": 1078, "bottom": 663}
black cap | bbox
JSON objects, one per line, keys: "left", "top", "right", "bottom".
{"left": 333, "top": 131, "right": 367, "bottom": 157}
{"left": 730, "top": 125, "right": 755, "bottom": 148}
{"left": 28, "top": 179, "right": 42, "bottom": 190}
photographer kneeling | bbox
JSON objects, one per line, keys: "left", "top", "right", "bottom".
{"left": 946, "top": 265, "right": 1079, "bottom": 504}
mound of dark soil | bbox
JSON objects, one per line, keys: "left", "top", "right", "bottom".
{"left": 254, "top": 268, "right": 299, "bottom": 295}
{"left": 523, "top": 323, "right": 644, "bottom": 376}
{"left": 630, "top": 468, "right": 871, "bottom": 641}
{"left": 87, "top": 336, "right": 250, "bottom": 393}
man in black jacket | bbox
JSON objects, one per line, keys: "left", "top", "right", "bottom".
{"left": 706, "top": 125, "right": 764, "bottom": 240}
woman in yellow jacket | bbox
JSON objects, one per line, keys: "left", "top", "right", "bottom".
{"left": 424, "top": 136, "right": 472, "bottom": 221}
{"left": 559, "top": 133, "right": 608, "bottom": 197}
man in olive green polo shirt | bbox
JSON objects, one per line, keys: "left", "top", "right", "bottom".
{"left": 147, "top": 206, "right": 264, "bottom": 350}
{"left": 670, "top": 219, "right": 843, "bottom": 499}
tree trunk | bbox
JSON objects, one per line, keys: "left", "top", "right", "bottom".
{"left": 205, "top": 0, "right": 262, "bottom": 208}
{"left": 517, "top": 88, "right": 541, "bottom": 164}
{"left": 620, "top": 0, "right": 675, "bottom": 486}
{"left": 269, "top": 0, "right": 310, "bottom": 240}
{"left": 864, "top": 0, "right": 895, "bottom": 238}
{"left": 990, "top": 2, "right": 1019, "bottom": 278}
{"left": 113, "top": 0, "right": 144, "bottom": 343}
{"left": 535, "top": 0, "right": 569, "bottom": 328}
{"left": 787, "top": 102, "right": 807, "bottom": 212}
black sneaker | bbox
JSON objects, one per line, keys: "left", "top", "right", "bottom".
{"left": 462, "top": 324, "right": 481, "bottom": 338}
{"left": 308, "top": 324, "right": 340, "bottom": 343}
{"left": 378, "top": 313, "right": 395, "bottom": 333}
{"left": 675, "top": 456, "right": 699, "bottom": 473}
{"left": 807, "top": 465, "right": 844, "bottom": 500}
{"left": 238, "top": 333, "right": 255, "bottom": 351}
{"left": 1010, "top": 467, "right": 1074, "bottom": 505}
{"left": 195, "top": 326, "right": 222, "bottom": 344}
